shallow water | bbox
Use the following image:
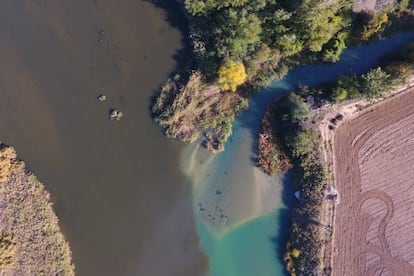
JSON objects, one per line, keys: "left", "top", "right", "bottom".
{"left": 0, "top": 1, "right": 206, "bottom": 275}
{"left": 183, "top": 31, "right": 414, "bottom": 275}
{"left": 197, "top": 205, "right": 292, "bottom": 276}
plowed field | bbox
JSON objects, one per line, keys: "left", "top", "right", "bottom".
{"left": 333, "top": 90, "right": 414, "bottom": 275}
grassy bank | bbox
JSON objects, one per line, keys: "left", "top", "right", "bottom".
{"left": 0, "top": 145, "right": 74, "bottom": 275}
{"left": 152, "top": 0, "right": 414, "bottom": 152}
{"left": 256, "top": 41, "right": 414, "bottom": 275}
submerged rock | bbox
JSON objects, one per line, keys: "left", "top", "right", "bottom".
{"left": 97, "top": 94, "right": 107, "bottom": 102}
{"left": 98, "top": 29, "right": 105, "bottom": 43}
{"left": 109, "top": 109, "right": 123, "bottom": 121}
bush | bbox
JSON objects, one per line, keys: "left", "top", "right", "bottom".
{"left": 292, "top": 248, "right": 301, "bottom": 258}
{"left": 332, "top": 87, "right": 348, "bottom": 101}
{"left": 360, "top": 13, "right": 389, "bottom": 41}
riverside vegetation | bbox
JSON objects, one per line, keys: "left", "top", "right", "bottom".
{"left": 152, "top": 0, "right": 414, "bottom": 152}
{"left": 0, "top": 145, "right": 74, "bottom": 275}
{"left": 256, "top": 41, "right": 414, "bottom": 275}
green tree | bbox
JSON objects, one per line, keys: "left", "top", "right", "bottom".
{"left": 213, "top": 10, "right": 262, "bottom": 59}
{"left": 296, "top": 0, "right": 351, "bottom": 52}
{"left": 276, "top": 34, "right": 304, "bottom": 57}
{"left": 332, "top": 74, "right": 361, "bottom": 99}
{"left": 323, "top": 32, "right": 347, "bottom": 63}
{"left": 287, "top": 93, "right": 312, "bottom": 122}
{"left": 184, "top": 0, "right": 249, "bottom": 15}
{"left": 291, "top": 129, "right": 318, "bottom": 157}
{"left": 361, "top": 67, "right": 392, "bottom": 99}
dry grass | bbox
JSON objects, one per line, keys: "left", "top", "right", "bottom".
{"left": 0, "top": 233, "right": 16, "bottom": 269}
{"left": 0, "top": 146, "right": 74, "bottom": 275}
{"left": 153, "top": 72, "right": 248, "bottom": 152}
{"left": 0, "top": 147, "right": 19, "bottom": 183}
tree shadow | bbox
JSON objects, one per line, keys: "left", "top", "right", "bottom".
{"left": 144, "top": 0, "right": 191, "bottom": 67}
{"left": 270, "top": 170, "right": 296, "bottom": 275}
{"left": 144, "top": 0, "right": 194, "bottom": 118}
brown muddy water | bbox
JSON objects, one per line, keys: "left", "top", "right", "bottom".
{"left": 0, "top": 0, "right": 206, "bottom": 275}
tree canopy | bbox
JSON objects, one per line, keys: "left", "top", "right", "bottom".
{"left": 175, "top": 0, "right": 412, "bottom": 91}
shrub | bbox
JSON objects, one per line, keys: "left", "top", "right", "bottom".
{"left": 360, "top": 13, "right": 389, "bottom": 41}
{"left": 332, "top": 87, "right": 348, "bottom": 101}
{"left": 292, "top": 248, "right": 301, "bottom": 258}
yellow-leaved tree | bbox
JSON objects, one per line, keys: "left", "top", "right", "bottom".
{"left": 217, "top": 60, "right": 247, "bottom": 92}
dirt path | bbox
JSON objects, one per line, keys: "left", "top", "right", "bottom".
{"left": 331, "top": 90, "right": 414, "bottom": 275}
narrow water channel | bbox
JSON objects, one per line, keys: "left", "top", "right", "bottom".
{"left": 0, "top": 1, "right": 206, "bottom": 275}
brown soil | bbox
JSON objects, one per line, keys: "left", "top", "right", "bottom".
{"left": 332, "top": 90, "right": 414, "bottom": 275}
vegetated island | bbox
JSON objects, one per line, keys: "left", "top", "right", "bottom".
{"left": 0, "top": 144, "right": 74, "bottom": 275}
{"left": 257, "top": 40, "right": 414, "bottom": 275}
{"left": 152, "top": 0, "right": 414, "bottom": 152}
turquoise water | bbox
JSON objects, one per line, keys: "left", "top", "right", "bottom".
{"left": 197, "top": 172, "right": 294, "bottom": 276}
{"left": 198, "top": 213, "right": 285, "bottom": 276}
{"left": 187, "top": 31, "right": 414, "bottom": 276}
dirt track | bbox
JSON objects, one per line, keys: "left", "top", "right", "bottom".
{"left": 332, "top": 90, "right": 414, "bottom": 275}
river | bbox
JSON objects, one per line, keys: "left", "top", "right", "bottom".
{"left": 0, "top": 1, "right": 206, "bottom": 275}
{"left": 1, "top": 1, "right": 413, "bottom": 275}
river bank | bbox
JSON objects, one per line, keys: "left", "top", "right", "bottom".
{"left": 0, "top": 145, "right": 74, "bottom": 275}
